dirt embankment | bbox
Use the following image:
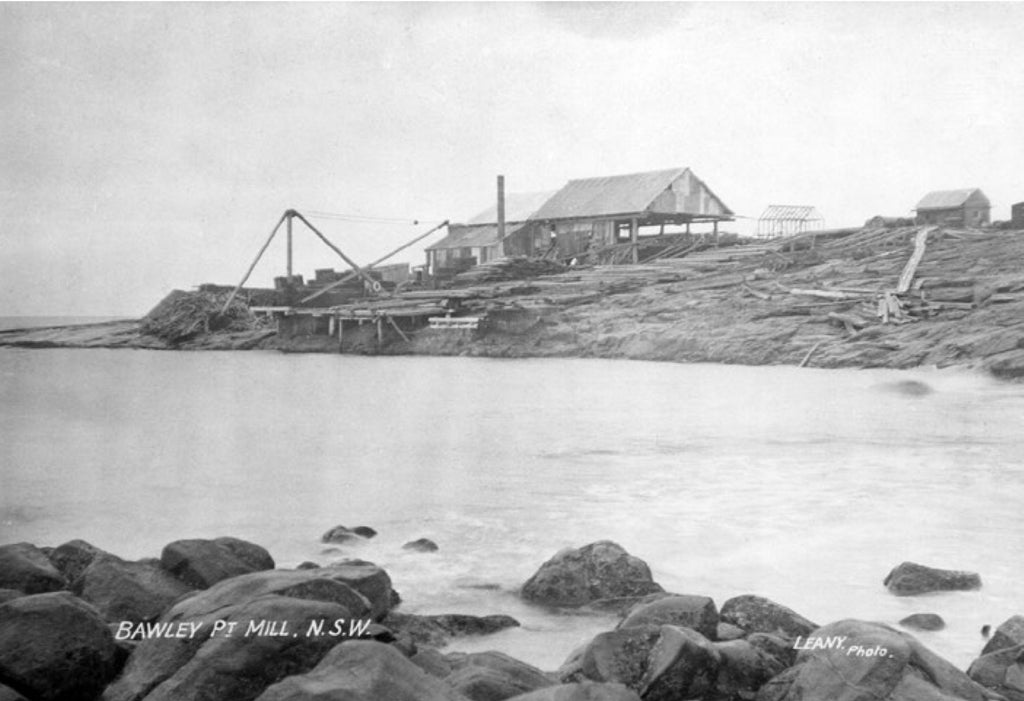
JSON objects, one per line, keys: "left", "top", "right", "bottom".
{"left": 4, "top": 225, "right": 1024, "bottom": 379}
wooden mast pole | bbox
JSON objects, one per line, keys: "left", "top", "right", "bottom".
{"left": 219, "top": 210, "right": 288, "bottom": 315}
{"left": 286, "top": 211, "right": 293, "bottom": 280}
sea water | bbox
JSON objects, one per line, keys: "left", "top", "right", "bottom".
{"left": 1, "top": 347, "right": 1021, "bottom": 670}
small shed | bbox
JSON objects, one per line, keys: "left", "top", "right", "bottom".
{"left": 915, "top": 189, "right": 990, "bottom": 227}
{"left": 526, "top": 167, "right": 733, "bottom": 263}
{"left": 1011, "top": 201, "right": 1024, "bottom": 228}
{"left": 425, "top": 191, "right": 554, "bottom": 276}
{"left": 756, "top": 205, "right": 825, "bottom": 238}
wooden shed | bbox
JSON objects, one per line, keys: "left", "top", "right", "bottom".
{"left": 915, "top": 189, "right": 990, "bottom": 227}
{"left": 525, "top": 167, "right": 733, "bottom": 263}
{"left": 425, "top": 191, "right": 554, "bottom": 277}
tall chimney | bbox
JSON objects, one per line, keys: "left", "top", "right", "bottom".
{"left": 497, "top": 175, "right": 506, "bottom": 245}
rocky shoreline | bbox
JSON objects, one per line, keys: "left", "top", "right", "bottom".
{"left": 4, "top": 226, "right": 1024, "bottom": 380}
{"left": 0, "top": 536, "right": 1020, "bottom": 701}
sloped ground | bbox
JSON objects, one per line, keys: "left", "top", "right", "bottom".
{"left": 4, "top": 226, "right": 1024, "bottom": 378}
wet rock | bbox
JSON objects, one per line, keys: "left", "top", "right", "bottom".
{"left": 48, "top": 538, "right": 108, "bottom": 583}
{"left": 0, "top": 589, "right": 26, "bottom": 604}
{"left": 0, "top": 542, "right": 67, "bottom": 594}
{"left": 0, "top": 683, "right": 28, "bottom": 701}
{"left": 968, "top": 643, "right": 1024, "bottom": 701}
{"left": 899, "top": 612, "right": 946, "bottom": 632}
{"left": 412, "top": 646, "right": 456, "bottom": 678}
{"left": 296, "top": 561, "right": 320, "bottom": 570}
{"left": 757, "top": 619, "right": 993, "bottom": 701}
{"left": 404, "top": 538, "right": 440, "bottom": 552}
{"left": 72, "top": 553, "right": 195, "bottom": 623}
{"left": 254, "top": 640, "right": 469, "bottom": 701}
{"left": 445, "top": 650, "right": 555, "bottom": 700}
{"left": 982, "top": 615, "right": 1024, "bottom": 655}
{"left": 883, "top": 561, "right": 982, "bottom": 596}
{"left": 103, "top": 564, "right": 391, "bottom": 701}
{"left": 717, "top": 622, "right": 746, "bottom": 641}
{"left": 639, "top": 625, "right": 720, "bottom": 701}
{"left": 573, "top": 625, "right": 663, "bottom": 687}
{"left": 383, "top": 612, "right": 521, "bottom": 647}
{"left": 713, "top": 638, "right": 788, "bottom": 701}
{"left": 504, "top": 682, "right": 640, "bottom": 700}
{"left": 321, "top": 525, "right": 374, "bottom": 544}
{"left": 0, "top": 591, "right": 120, "bottom": 701}
{"left": 521, "top": 541, "right": 663, "bottom": 608}
{"left": 747, "top": 632, "right": 798, "bottom": 669}
{"left": 719, "top": 595, "right": 817, "bottom": 641}
{"left": 617, "top": 594, "right": 718, "bottom": 640}
{"left": 160, "top": 536, "right": 275, "bottom": 589}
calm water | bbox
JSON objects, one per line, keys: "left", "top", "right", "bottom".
{"left": 1, "top": 348, "right": 1021, "bottom": 670}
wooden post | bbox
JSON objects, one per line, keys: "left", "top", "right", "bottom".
{"left": 220, "top": 211, "right": 288, "bottom": 315}
{"left": 376, "top": 318, "right": 383, "bottom": 347}
{"left": 714, "top": 220, "right": 720, "bottom": 248}
{"left": 630, "top": 217, "right": 639, "bottom": 264}
{"left": 286, "top": 211, "right": 293, "bottom": 279}
{"left": 328, "top": 316, "right": 336, "bottom": 337}
{"left": 338, "top": 318, "right": 344, "bottom": 352}
{"left": 497, "top": 175, "right": 506, "bottom": 245}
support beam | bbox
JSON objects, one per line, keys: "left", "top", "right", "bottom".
{"left": 291, "top": 210, "right": 383, "bottom": 294}
{"left": 220, "top": 211, "right": 288, "bottom": 315}
{"left": 630, "top": 217, "right": 639, "bottom": 264}
{"left": 497, "top": 175, "right": 506, "bottom": 244}
{"left": 301, "top": 219, "right": 449, "bottom": 304}
{"left": 286, "top": 211, "right": 293, "bottom": 279}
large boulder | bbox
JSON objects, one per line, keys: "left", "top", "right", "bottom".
{"left": 504, "top": 683, "right": 640, "bottom": 700}
{"left": 883, "top": 561, "right": 982, "bottom": 596}
{"left": 383, "top": 612, "right": 521, "bottom": 647}
{"left": 982, "top": 615, "right": 1024, "bottom": 655}
{"left": 0, "top": 542, "right": 67, "bottom": 594}
{"left": 968, "top": 644, "right": 1024, "bottom": 701}
{"left": 713, "top": 638, "right": 789, "bottom": 701}
{"left": 48, "top": 539, "right": 108, "bottom": 583}
{"left": 638, "top": 625, "right": 720, "bottom": 701}
{"left": 445, "top": 651, "right": 555, "bottom": 701}
{"left": 160, "top": 536, "right": 275, "bottom": 589}
{"left": 521, "top": 542, "right": 663, "bottom": 608}
{"left": 104, "top": 564, "right": 391, "bottom": 701}
{"left": 0, "top": 592, "right": 120, "bottom": 701}
{"left": 618, "top": 594, "right": 718, "bottom": 640}
{"left": 756, "top": 619, "right": 995, "bottom": 701}
{"left": 117, "top": 596, "right": 358, "bottom": 701}
{"left": 720, "top": 595, "right": 817, "bottom": 641}
{"left": 570, "top": 625, "right": 663, "bottom": 687}
{"left": 254, "top": 640, "right": 470, "bottom": 701}
{"left": 73, "top": 553, "right": 195, "bottom": 623}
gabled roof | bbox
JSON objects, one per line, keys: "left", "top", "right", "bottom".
{"left": 916, "top": 188, "right": 989, "bottom": 211}
{"left": 467, "top": 191, "right": 557, "bottom": 225}
{"left": 425, "top": 224, "right": 499, "bottom": 252}
{"left": 530, "top": 167, "right": 690, "bottom": 220}
{"left": 759, "top": 205, "right": 824, "bottom": 221}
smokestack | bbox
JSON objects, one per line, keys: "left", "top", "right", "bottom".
{"left": 497, "top": 175, "right": 506, "bottom": 243}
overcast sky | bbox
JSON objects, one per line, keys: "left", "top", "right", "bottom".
{"left": 3, "top": 2, "right": 1023, "bottom": 316}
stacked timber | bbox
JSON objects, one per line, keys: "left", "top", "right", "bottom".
{"left": 451, "top": 257, "right": 567, "bottom": 285}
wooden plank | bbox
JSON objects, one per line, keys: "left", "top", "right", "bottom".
{"left": 896, "top": 226, "right": 935, "bottom": 293}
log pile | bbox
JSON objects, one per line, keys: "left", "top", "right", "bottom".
{"left": 142, "top": 290, "right": 256, "bottom": 343}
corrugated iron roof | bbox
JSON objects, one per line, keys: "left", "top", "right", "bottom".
{"left": 425, "top": 223, "right": 501, "bottom": 251}
{"left": 915, "top": 188, "right": 986, "bottom": 210}
{"left": 467, "top": 191, "right": 557, "bottom": 225}
{"left": 530, "top": 167, "right": 688, "bottom": 220}
{"left": 758, "top": 205, "right": 824, "bottom": 221}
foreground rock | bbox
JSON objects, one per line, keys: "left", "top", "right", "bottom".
{"left": 638, "top": 625, "right": 720, "bottom": 701}
{"left": 883, "top": 561, "right": 982, "bottom": 596}
{"left": 73, "top": 553, "right": 195, "bottom": 623}
{"left": 0, "top": 592, "right": 120, "bottom": 701}
{"left": 383, "top": 612, "right": 521, "bottom": 647}
{"left": 719, "top": 595, "right": 818, "bottom": 640}
{"left": 617, "top": 594, "right": 718, "bottom": 640}
{"left": 982, "top": 615, "right": 1024, "bottom": 655}
{"left": 968, "top": 643, "right": 1024, "bottom": 701}
{"left": 505, "top": 683, "right": 640, "bottom": 700}
{"left": 0, "top": 542, "right": 67, "bottom": 593}
{"left": 48, "top": 538, "right": 109, "bottom": 583}
{"left": 521, "top": 542, "right": 663, "bottom": 608}
{"left": 445, "top": 650, "right": 555, "bottom": 700}
{"left": 757, "top": 619, "right": 996, "bottom": 701}
{"left": 160, "top": 536, "right": 275, "bottom": 589}
{"left": 255, "top": 641, "right": 469, "bottom": 701}
{"left": 104, "top": 563, "right": 393, "bottom": 701}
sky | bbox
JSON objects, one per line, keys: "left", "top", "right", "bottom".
{"left": 2, "top": 2, "right": 1023, "bottom": 316}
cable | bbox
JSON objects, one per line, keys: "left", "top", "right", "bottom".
{"left": 303, "top": 210, "right": 445, "bottom": 226}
